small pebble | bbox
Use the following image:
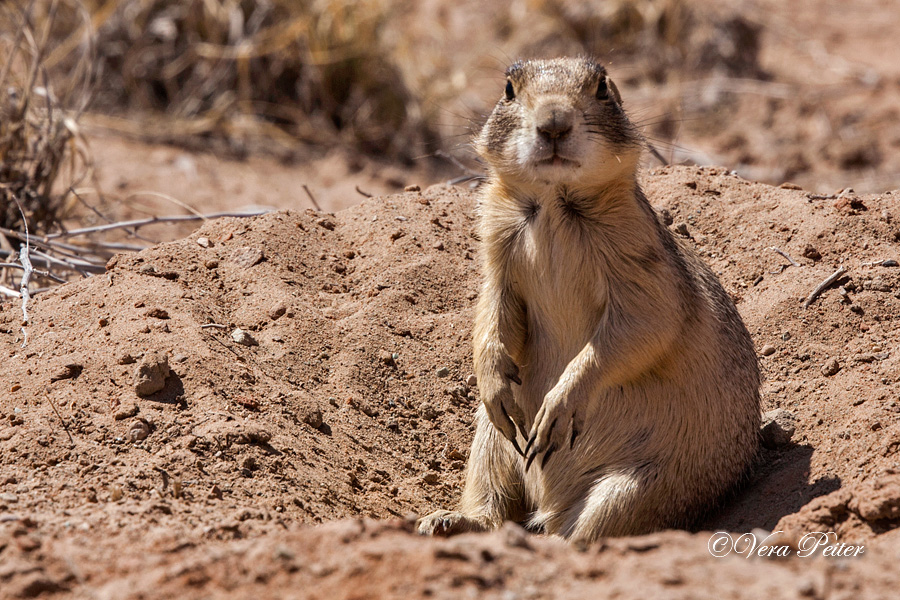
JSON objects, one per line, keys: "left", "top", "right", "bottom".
{"left": 760, "top": 344, "right": 776, "bottom": 357}
{"left": 299, "top": 405, "right": 324, "bottom": 429}
{"left": 269, "top": 304, "right": 287, "bottom": 320}
{"left": 109, "top": 485, "right": 124, "bottom": 502}
{"left": 232, "top": 329, "right": 259, "bottom": 347}
{"left": 436, "top": 367, "right": 450, "bottom": 378}
{"left": 419, "top": 403, "right": 440, "bottom": 421}
{"left": 229, "top": 247, "right": 265, "bottom": 268}
{"left": 197, "top": 237, "right": 211, "bottom": 248}
{"left": 882, "top": 259, "right": 898, "bottom": 267}
{"left": 134, "top": 351, "right": 170, "bottom": 396}
{"left": 802, "top": 245, "right": 821, "bottom": 261}
{"left": 114, "top": 404, "right": 139, "bottom": 421}
{"left": 379, "top": 351, "right": 396, "bottom": 366}
{"left": 761, "top": 409, "right": 796, "bottom": 448}
{"left": 50, "top": 363, "right": 83, "bottom": 383}
{"left": 821, "top": 358, "right": 841, "bottom": 377}
{"left": 466, "top": 374, "right": 477, "bottom": 387}
{"left": 127, "top": 419, "right": 151, "bottom": 442}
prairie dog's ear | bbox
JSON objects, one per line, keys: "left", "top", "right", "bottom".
{"left": 607, "top": 77, "right": 623, "bottom": 106}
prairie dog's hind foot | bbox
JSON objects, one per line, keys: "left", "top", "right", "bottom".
{"left": 416, "top": 510, "right": 493, "bottom": 537}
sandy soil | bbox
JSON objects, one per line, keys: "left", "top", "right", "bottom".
{"left": 3, "top": 1, "right": 900, "bottom": 597}
{"left": 2, "top": 167, "right": 900, "bottom": 598}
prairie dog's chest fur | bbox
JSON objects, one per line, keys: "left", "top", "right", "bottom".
{"left": 497, "top": 190, "right": 607, "bottom": 348}
{"left": 481, "top": 179, "right": 666, "bottom": 383}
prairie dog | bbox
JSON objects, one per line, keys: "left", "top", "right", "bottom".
{"left": 417, "top": 57, "right": 760, "bottom": 542}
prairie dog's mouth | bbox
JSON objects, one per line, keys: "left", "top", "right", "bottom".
{"left": 535, "top": 154, "right": 580, "bottom": 168}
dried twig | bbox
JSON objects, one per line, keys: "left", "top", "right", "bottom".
{"left": 0, "top": 285, "right": 21, "bottom": 298}
{"left": 302, "top": 184, "right": 321, "bottom": 211}
{"left": 355, "top": 185, "right": 373, "bottom": 198}
{"left": 769, "top": 246, "right": 800, "bottom": 267}
{"left": 803, "top": 266, "right": 847, "bottom": 308}
{"left": 0, "top": 262, "right": 67, "bottom": 283}
{"left": 46, "top": 391, "right": 75, "bottom": 448}
{"left": 10, "top": 194, "right": 33, "bottom": 345}
{"left": 46, "top": 210, "right": 270, "bottom": 239}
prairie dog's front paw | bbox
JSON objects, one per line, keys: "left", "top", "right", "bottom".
{"left": 525, "top": 387, "right": 581, "bottom": 471}
{"left": 479, "top": 354, "right": 526, "bottom": 454}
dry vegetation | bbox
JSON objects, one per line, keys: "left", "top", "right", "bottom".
{"left": 60, "top": 0, "right": 762, "bottom": 162}
{"left": 0, "top": 0, "right": 94, "bottom": 235}
{"left": 78, "top": 0, "right": 433, "bottom": 161}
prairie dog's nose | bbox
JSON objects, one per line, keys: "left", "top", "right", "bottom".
{"left": 535, "top": 104, "right": 574, "bottom": 141}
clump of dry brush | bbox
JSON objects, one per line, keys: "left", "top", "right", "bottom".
{"left": 82, "top": 0, "right": 431, "bottom": 161}
{"left": 0, "top": 0, "right": 98, "bottom": 300}
{"left": 0, "top": 0, "right": 94, "bottom": 235}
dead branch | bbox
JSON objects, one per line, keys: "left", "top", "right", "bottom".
{"left": 10, "top": 194, "right": 33, "bottom": 346}
{"left": 46, "top": 391, "right": 75, "bottom": 448}
{"left": 46, "top": 209, "right": 271, "bottom": 239}
{"left": 769, "top": 246, "right": 800, "bottom": 268}
{"left": 803, "top": 266, "right": 847, "bottom": 308}
{"left": 0, "top": 262, "right": 67, "bottom": 283}
{"left": 302, "top": 184, "right": 321, "bottom": 211}
{"left": 0, "top": 285, "right": 20, "bottom": 298}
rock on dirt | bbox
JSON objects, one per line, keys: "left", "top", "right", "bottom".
{"left": 760, "top": 409, "right": 797, "bottom": 448}
{"left": 49, "top": 362, "right": 82, "bottom": 382}
{"left": 821, "top": 358, "right": 841, "bottom": 376}
{"left": 133, "top": 351, "right": 170, "bottom": 396}
{"left": 231, "top": 328, "right": 259, "bottom": 346}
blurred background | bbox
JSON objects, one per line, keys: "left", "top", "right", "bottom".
{"left": 1, "top": 0, "right": 899, "bottom": 265}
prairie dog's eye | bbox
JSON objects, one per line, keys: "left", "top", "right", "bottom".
{"left": 596, "top": 77, "right": 609, "bottom": 101}
{"left": 505, "top": 80, "right": 515, "bottom": 101}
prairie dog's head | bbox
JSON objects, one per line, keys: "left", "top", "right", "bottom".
{"left": 476, "top": 57, "right": 642, "bottom": 189}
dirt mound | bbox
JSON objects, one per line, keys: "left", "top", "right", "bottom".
{"left": 2, "top": 167, "right": 900, "bottom": 597}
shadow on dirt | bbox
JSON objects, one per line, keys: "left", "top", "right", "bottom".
{"left": 700, "top": 444, "right": 841, "bottom": 532}
{"left": 142, "top": 372, "right": 186, "bottom": 407}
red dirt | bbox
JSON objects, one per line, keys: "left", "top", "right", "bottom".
{"left": 4, "top": 0, "right": 900, "bottom": 596}
{"left": 3, "top": 167, "right": 900, "bottom": 598}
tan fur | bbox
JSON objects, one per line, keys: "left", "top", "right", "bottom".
{"left": 417, "top": 58, "right": 760, "bottom": 542}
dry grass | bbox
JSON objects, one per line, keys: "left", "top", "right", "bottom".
{"left": 0, "top": 0, "right": 94, "bottom": 235}
{"left": 47, "top": 0, "right": 761, "bottom": 165}
{"left": 75, "top": 0, "right": 430, "bottom": 161}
